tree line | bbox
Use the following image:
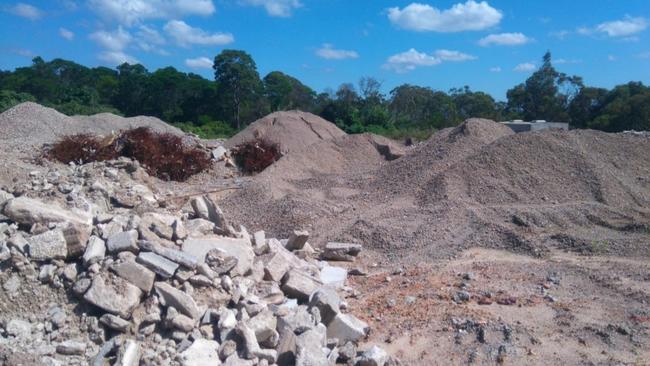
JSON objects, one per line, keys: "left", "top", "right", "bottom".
{"left": 1, "top": 51, "right": 648, "bottom": 138}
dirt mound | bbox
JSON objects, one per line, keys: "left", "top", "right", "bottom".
{"left": 224, "top": 110, "right": 346, "bottom": 153}
{"left": 0, "top": 102, "right": 182, "bottom": 149}
{"left": 221, "top": 118, "right": 650, "bottom": 261}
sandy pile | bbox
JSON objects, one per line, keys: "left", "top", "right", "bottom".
{"left": 0, "top": 102, "right": 182, "bottom": 149}
{"left": 224, "top": 111, "right": 346, "bottom": 153}
{"left": 222, "top": 117, "right": 650, "bottom": 261}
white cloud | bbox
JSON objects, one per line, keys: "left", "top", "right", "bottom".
{"left": 240, "top": 0, "right": 301, "bottom": 17}
{"left": 578, "top": 16, "right": 647, "bottom": 38}
{"left": 550, "top": 30, "right": 570, "bottom": 39}
{"left": 9, "top": 3, "right": 43, "bottom": 20}
{"left": 489, "top": 66, "right": 501, "bottom": 72}
{"left": 88, "top": 0, "right": 215, "bottom": 26}
{"left": 135, "top": 25, "right": 168, "bottom": 54}
{"left": 59, "top": 27, "right": 74, "bottom": 40}
{"left": 98, "top": 51, "right": 138, "bottom": 65}
{"left": 596, "top": 16, "right": 647, "bottom": 37}
{"left": 315, "top": 44, "right": 359, "bottom": 60}
{"left": 164, "top": 20, "right": 234, "bottom": 47}
{"left": 383, "top": 48, "right": 441, "bottom": 73}
{"left": 608, "top": 54, "right": 617, "bottom": 61}
{"left": 555, "top": 58, "right": 581, "bottom": 64}
{"left": 479, "top": 32, "right": 531, "bottom": 46}
{"left": 185, "top": 56, "right": 213, "bottom": 69}
{"left": 387, "top": 1, "right": 502, "bottom": 32}
{"left": 434, "top": 49, "right": 476, "bottom": 61}
{"left": 89, "top": 26, "right": 132, "bottom": 51}
{"left": 514, "top": 62, "right": 536, "bottom": 72}
{"left": 383, "top": 48, "right": 476, "bottom": 73}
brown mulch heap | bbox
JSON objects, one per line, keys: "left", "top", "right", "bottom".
{"left": 45, "top": 127, "right": 211, "bottom": 182}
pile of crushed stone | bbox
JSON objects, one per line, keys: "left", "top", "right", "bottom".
{"left": 221, "top": 118, "right": 650, "bottom": 261}
{"left": 0, "top": 102, "right": 183, "bottom": 150}
{"left": 224, "top": 111, "right": 347, "bottom": 154}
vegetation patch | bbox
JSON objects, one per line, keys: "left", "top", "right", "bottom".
{"left": 231, "top": 139, "right": 282, "bottom": 174}
{"left": 45, "top": 127, "right": 211, "bottom": 182}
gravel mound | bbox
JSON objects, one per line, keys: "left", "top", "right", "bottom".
{"left": 0, "top": 102, "right": 183, "bottom": 149}
{"left": 222, "top": 118, "right": 650, "bottom": 261}
{"left": 224, "top": 110, "right": 346, "bottom": 153}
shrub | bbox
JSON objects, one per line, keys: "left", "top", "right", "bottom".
{"left": 231, "top": 139, "right": 282, "bottom": 174}
{"left": 45, "top": 127, "right": 211, "bottom": 182}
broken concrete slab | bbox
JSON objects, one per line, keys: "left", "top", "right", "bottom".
{"left": 326, "top": 312, "right": 369, "bottom": 345}
{"left": 321, "top": 242, "right": 362, "bottom": 262}
{"left": 154, "top": 282, "right": 201, "bottom": 320}
{"left": 180, "top": 339, "right": 221, "bottom": 366}
{"left": 263, "top": 252, "right": 291, "bottom": 282}
{"left": 138, "top": 240, "right": 198, "bottom": 269}
{"left": 281, "top": 269, "right": 323, "bottom": 302}
{"left": 106, "top": 230, "right": 139, "bottom": 253}
{"left": 190, "top": 195, "right": 228, "bottom": 229}
{"left": 358, "top": 345, "right": 389, "bottom": 366}
{"left": 99, "top": 314, "right": 131, "bottom": 332}
{"left": 295, "top": 326, "right": 328, "bottom": 366}
{"left": 319, "top": 265, "right": 347, "bottom": 288}
{"left": 285, "top": 230, "right": 309, "bottom": 251}
{"left": 137, "top": 251, "right": 179, "bottom": 278}
{"left": 83, "top": 273, "right": 143, "bottom": 319}
{"left": 183, "top": 236, "right": 254, "bottom": 277}
{"left": 112, "top": 260, "right": 156, "bottom": 292}
{"left": 82, "top": 235, "right": 106, "bottom": 266}
{"left": 308, "top": 288, "right": 341, "bottom": 325}
{"left": 3, "top": 196, "right": 92, "bottom": 228}
{"left": 28, "top": 229, "right": 67, "bottom": 261}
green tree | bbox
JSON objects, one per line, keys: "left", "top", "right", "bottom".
{"left": 213, "top": 50, "right": 264, "bottom": 129}
{"left": 506, "top": 51, "right": 583, "bottom": 121}
{"left": 450, "top": 86, "right": 499, "bottom": 121}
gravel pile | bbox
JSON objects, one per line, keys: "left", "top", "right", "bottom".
{"left": 221, "top": 118, "right": 650, "bottom": 261}
{"left": 0, "top": 102, "right": 183, "bottom": 150}
{"left": 224, "top": 111, "right": 347, "bottom": 154}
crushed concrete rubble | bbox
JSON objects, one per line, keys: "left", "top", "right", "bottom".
{"left": 0, "top": 167, "right": 394, "bottom": 366}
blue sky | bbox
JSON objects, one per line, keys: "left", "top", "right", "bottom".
{"left": 1, "top": 0, "right": 649, "bottom": 100}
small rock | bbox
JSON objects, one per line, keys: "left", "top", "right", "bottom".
{"left": 137, "top": 251, "right": 179, "bottom": 278}
{"left": 100, "top": 314, "right": 131, "bottom": 332}
{"left": 28, "top": 229, "right": 67, "bottom": 260}
{"left": 180, "top": 339, "right": 220, "bottom": 366}
{"left": 358, "top": 345, "right": 389, "bottom": 366}
{"left": 285, "top": 230, "right": 309, "bottom": 251}
{"left": 56, "top": 340, "right": 86, "bottom": 355}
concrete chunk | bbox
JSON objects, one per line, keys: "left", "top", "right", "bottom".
{"left": 99, "top": 314, "right": 131, "bottom": 332}
{"left": 82, "top": 236, "right": 106, "bottom": 266}
{"left": 137, "top": 251, "right": 179, "bottom": 278}
{"left": 3, "top": 196, "right": 92, "bottom": 227}
{"left": 263, "top": 252, "right": 290, "bottom": 282}
{"left": 84, "top": 274, "right": 143, "bottom": 318}
{"left": 106, "top": 230, "right": 139, "bottom": 253}
{"left": 281, "top": 269, "right": 322, "bottom": 301}
{"left": 28, "top": 229, "right": 67, "bottom": 260}
{"left": 308, "top": 288, "right": 341, "bottom": 325}
{"left": 285, "top": 230, "right": 309, "bottom": 251}
{"left": 326, "top": 313, "right": 369, "bottom": 345}
{"left": 183, "top": 236, "right": 254, "bottom": 277}
{"left": 358, "top": 346, "right": 389, "bottom": 366}
{"left": 154, "top": 282, "right": 200, "bottom": 320}
{"left": 112, "top": 260, "right": 156, "bottom": 292}
{"left": 139, "top": 240, "right": 198, "bottom": 269}
{"left": 181, "top": 339, "right": 221, "bottom": 366}
{"left": 296, "top": 326, "right": 328, "bottom": 366}
{"left": 322, "top": 242, "right": 362, "bottom": 262}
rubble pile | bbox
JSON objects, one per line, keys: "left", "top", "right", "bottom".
{"left": 0, "top": 161, "right": 395, "bottom": 365}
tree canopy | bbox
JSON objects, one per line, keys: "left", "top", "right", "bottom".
{"left": 0, "top": 51, "right": 648, "bottom": 139}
